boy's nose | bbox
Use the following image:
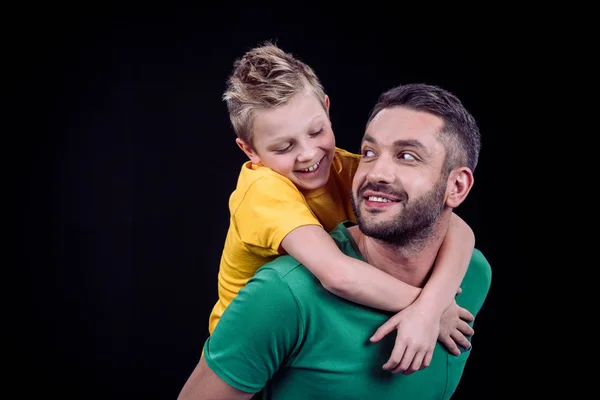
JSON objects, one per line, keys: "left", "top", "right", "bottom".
{"left": 297, "top": 146, "right": 318, "bottom": 163}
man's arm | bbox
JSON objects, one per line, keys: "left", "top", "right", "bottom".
{"left": 177, "top": 357, "right": 254, "bottom": 400}
{"left": 178, "top": 267, "right": 301, "bottom": 398}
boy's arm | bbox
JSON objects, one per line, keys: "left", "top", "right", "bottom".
{"left": 281, "top": 225, "right": 422, "bottom": 312}
{"left": 369, "top": 212, "right": 475, "bottom": 373}
{"left": 411, "top": 212, "right": 474, "bottom": 318}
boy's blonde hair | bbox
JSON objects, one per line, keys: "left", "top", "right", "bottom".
{"left": 223, "top": 41, "right": 327, "bottom": 148}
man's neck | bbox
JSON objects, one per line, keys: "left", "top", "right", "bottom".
{"left": 348, "top": 216, "right": 450, "bottom": 288}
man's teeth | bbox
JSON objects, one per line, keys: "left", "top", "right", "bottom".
{"left": 368, "top": 196, "right": 392, "bottom": 203}
{"left": 300, "top": 161, "right": 320, "bottom": 172}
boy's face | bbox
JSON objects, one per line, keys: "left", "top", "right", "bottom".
{"left": 237, "top": 90, "right": 336, "bottom": 192}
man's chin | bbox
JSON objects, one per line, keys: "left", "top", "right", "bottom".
{"left": 357, "top": 223, "right": 391, "bottom": 241}
{"left": 361, "top": 203, "right": 402, "bottom": 216}
{"left": 359, "top": 217, "right": 392, "bottom": 232}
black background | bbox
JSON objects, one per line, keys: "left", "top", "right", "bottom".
{"left": 16, "top": 4, "right": 525, "bottom": 399}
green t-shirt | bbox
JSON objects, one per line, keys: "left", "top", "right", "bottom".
{"left": 204, "top": 221, "right": 492, "bottom": 399}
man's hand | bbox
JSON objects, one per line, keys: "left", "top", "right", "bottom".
{"left": 438, "top": 299, "right": 474, "bottom": 356}
{"left": 370, "top": 304, "right": 439, "bottom": 375}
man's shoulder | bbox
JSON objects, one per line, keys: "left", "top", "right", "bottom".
{"left": 458, "top": 247, "right": 493, "bottom": 315}
{"left": 469, "top": 248, "right": 492, "bottom": 286}
{"left": 258, "top": 254, "right": 307, "bottom": 280}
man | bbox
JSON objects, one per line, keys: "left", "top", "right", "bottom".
{"left": 178, "top": 83, "right": 492, "bottom": 399}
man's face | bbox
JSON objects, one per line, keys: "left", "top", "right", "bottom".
{"left": 241, "top": 90, "right": 336, "bottom": 192}
{"left": 351, "top": 107, "right": 449, "bottom": 244}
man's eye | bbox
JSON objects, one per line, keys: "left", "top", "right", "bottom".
{"left": 362, "top": 149, "right": 375, "bottom": 157}
{"left": 399, "top": 152, "right": 416, "bottom": 160}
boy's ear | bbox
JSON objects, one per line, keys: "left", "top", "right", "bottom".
{"left": 236, "top": 138, "right": 261, "bottom": 165}
{"left": 324, "top": 95, "right": 330, "bottom": 116}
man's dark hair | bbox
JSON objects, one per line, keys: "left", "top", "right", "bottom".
{"left": 367, "top": 83, "right": 481, "bottom": 173}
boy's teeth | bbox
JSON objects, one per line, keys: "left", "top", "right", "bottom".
{"left": 301, "top": 161, "right": 320, "bottom": 172}
{"left": 368, "top": 196, "right": 392, "bottom": 203}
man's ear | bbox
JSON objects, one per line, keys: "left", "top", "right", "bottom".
{"left": 445, "top": 167, "right": 474, "bottom": 208}
{"left": 236, "top": 138, "right": 261, "bottom": 165}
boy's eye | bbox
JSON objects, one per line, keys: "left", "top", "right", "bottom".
{"left": 309, "top": 127, "right": 324, "bottom": 137}
{"left": 275, "top": 144, "right": 292, "bottom": 153}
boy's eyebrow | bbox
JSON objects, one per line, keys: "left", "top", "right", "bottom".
{"left": 297, "top": 114, "right": 326, "bottom": 134}
{"left": 362, "top": 134, "right": 430, "bottom": 155}
{"left": 307, "top": 114, "right": 325, "bottom": 126}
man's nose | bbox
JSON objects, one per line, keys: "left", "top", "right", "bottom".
{"left": 366, "top": 157, "right": 395, "bottom": 184}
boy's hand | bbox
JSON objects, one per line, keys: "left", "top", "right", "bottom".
{"left": 370, "top": 304, "right": 439, "bottom": 375}
{"left": 438, "top": 299, "right": 474, "bottom": 356}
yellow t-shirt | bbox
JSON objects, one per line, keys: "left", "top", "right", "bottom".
{"left": 208, "top": 147, "right": 361, "bottom": 334}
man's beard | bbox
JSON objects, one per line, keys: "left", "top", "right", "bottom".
{"left": 351, "top": 175, "right": 447, "bottom": 249}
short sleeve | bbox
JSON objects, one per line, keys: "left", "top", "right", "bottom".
{"left": 203, "top": 268, "right": 302, "bottom": 393}
{"left": 456, "top": 249, "right": 492, "bottom": 318}
{"left": 234, "top": 175, "right": 322, "bottom": 254}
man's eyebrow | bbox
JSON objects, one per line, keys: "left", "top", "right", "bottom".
{"left": 362, "top": 134, "right": 376, "bottom": 144}
{"left": 362, "top": 135, "right": 429, "bottom": 155}
{"left": 393, "top": 139, "right": 427, "bottom": 152}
